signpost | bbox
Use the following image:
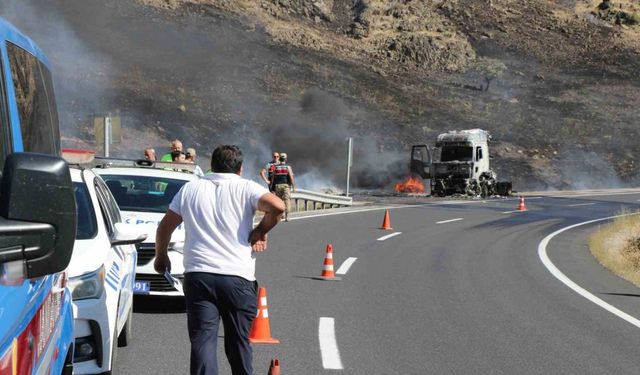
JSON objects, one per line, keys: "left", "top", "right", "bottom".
{"left": 346, "top": 137, "right": 352, "bottom": 197}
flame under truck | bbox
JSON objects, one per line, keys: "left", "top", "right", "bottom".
{"left": 410, "top": 129, "right": 512, "bottom": 197}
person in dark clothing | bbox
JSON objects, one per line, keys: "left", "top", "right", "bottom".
{"left": 270, "top": 153, "right": 295, "bottom": 221}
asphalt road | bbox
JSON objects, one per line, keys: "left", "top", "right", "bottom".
{"left": 114, "top": 191, "right": 640, "bottom": 374}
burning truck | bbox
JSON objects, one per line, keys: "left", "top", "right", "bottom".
{"left": 409, "top": 129, "right": 512, "bottom": 197}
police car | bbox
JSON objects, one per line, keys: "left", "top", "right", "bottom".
{"left": 67, "top": 164, "right": 146, "bottom": 374}
{"left": 93, "top": 159, "right": 199, "bottom": 296}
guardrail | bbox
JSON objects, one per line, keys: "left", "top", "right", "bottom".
{"left": 291, "top": 189, "right": 352, "bottom": 212}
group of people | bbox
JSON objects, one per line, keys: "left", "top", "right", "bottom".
{"left": 146, "top": 141, "right": 297, "bottom": 223}
{"left": 259, "top": 151, "right": 295, "bottom": 222}
{"left": 144, "top": 139, "right": 204, "bottom": 176}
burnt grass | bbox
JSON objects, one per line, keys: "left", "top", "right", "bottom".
{"left": 3, "top": 0, "right": 639, "bottom": 191}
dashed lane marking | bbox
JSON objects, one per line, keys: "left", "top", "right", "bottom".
{"left": 336, "top": 257, "right": 357, "bottom": 275}
{"left": 566, "top": 202, "right": 597, "bottom": 207}
{"left": 377, "top": 232, "right": 402, "bottom": 241}
{"left": 319, "top": 317, "right": 343, "bottom": 370}
{"left": 538, "top": 213, "right": 640, "bottom": 329}
{"left": 502, "top": 210, "right": 526, "bottom": 214}
{"left": 436, "top": 218, "right": 464, "bottom": 224}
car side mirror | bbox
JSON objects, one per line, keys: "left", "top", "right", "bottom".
{"left": 0, "top": 153, "right": 76, "bottom": 278}
{"left": 111, "top": 222, "right": 147, "bottom": 246}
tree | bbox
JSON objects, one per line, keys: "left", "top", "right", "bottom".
{"left": 473, "top": 57, "right": 507, "bottom": 92}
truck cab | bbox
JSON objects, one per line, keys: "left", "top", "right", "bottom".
{"left": 0, "top": 17, "right": 77, "bottom": 374}
{"left": 411, "top": 129, "right": 511, "bottom": 197}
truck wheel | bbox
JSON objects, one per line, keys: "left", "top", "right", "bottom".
{"left": 117, "top": 305, "right": 133, "bottom": 347}
{"left": 434, "top": 181, "right": 446, "bottom": 197}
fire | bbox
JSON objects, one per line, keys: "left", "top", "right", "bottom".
{"left": 394, "top": 176, "right": 425, "bottom": 193}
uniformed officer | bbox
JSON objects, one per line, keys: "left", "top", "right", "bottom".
{"left": 270, "top": 153, "right": 295, "bottom": 221}
{"left": 259, "top": 151, "right": 279, "bottom": 191}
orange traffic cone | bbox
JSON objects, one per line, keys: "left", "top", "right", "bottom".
{"left": 380, "top": 209, "right": 393, "bottom": 230}
{"left": 517, "top": 196, "right": 527, "bottom": 211}
{"left": 314, "top": 244, "right": 341, "bottom": 281}
{"left": 267, "top": 358, "right": 281, "bottom": 375}
{"left": 249, "top": 287, "right": 280, "bottom": 344}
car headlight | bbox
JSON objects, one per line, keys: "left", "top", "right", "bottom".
{"left": 69, "top": 265, "right": 105, "bottom": 300}
{"left": 169, "top": 241, "right": 184, "bottom": 254}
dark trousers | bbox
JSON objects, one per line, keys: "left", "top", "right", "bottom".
{"left": 184, "top": 272, "right": 258, "bottom": 375}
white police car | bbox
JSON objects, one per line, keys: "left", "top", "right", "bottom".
{"left": 67, "top": 166, "right": 147, "bottom": 374}
{"left": 93, "top": 159, "right": 199, "bottom": 296}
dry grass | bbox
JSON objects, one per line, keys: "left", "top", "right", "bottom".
{"left": 589, "top": 212, "right": 640, "bottom": 286}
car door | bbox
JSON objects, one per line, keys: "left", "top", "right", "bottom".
{"left": 94, "top": 177, "right": 136, "bottom": 331}
{"left": 410, "top": 145, "right": 431, "bottom": 179}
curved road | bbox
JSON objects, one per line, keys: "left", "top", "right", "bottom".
{"left": 115, "top": 191, "right": 640, "bottom": 374}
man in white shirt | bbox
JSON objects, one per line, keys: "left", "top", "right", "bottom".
{"left": 154, "top": 145, "right": 285, "bottom": 375}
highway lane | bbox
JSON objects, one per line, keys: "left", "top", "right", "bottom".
{"left": 114, "top": 192, "right": 640, "bottom": 374}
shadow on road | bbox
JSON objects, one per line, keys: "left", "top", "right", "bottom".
{"left": 601, "top": 292, "right": 640, "bottom": 298}
{"left": 134, "top": 295, "right": 186, "bottom": 314}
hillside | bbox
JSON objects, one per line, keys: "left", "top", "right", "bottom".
{"left": 1, "top": 0, "right": 639, "bottom": 191}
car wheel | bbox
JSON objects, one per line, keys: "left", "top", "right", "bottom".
{"left": 117, "top": 305, "right": 133, "bottom": 347}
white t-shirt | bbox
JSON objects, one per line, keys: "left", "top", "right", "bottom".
{"left": 168, "top": 173, "right": 268, "bottom": 281}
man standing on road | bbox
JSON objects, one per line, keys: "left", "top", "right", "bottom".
{"left": 154, "top": 145, "right": 285, "bottom": 375}
{"left": 144, "top": 147, "right": 157, "bottom": 161}
{"left": 186, "top": 147, "right": 205, "bottom": 176}
{"left": 259, "top": 151, "right": 279, "bottom": 191}
{"left": 271, "top": 153, "right": 295, "bottom": 221}
{"left": 161, "top": 139, "right": 184, "bottom": 161}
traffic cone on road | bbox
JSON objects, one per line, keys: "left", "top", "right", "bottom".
{"left": 267, "top": 358, "right": 281, "bottom": 375}
{"left": 517, "top": 196, "right": 527, "bottom": 211}
{"left": 249, "top": 287, "right": 280, "bottom": 344}
{"left": 314, "top": 244, "right": 341, "bottom": 281}
{"left": 380, "top": 209, "right": 393, "bottom": 230}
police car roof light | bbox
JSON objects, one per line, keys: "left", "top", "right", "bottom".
{"left": 92, "top": 157, "right": 197, "bottom": 173}
{"left": 61, "top": 148, "right": 96, "bottom": 164}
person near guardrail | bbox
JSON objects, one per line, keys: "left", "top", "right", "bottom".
{"left": 161, "top": 139, "right": 183, "bottom": 161}
{"left": 154, "top": 144, "right": 285, "bottom": 375}
{"left": 270, "top": 152, "right": 295, "bottom": 221}
{"left": 144, "top": 147, "right": 156, "bottom": 161}
{"left": 259, "top": 151, "right": 279, "bottom": 191}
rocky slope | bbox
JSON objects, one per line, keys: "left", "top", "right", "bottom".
{"left": 1, "top": 0, "right": 638, "bottom": 191}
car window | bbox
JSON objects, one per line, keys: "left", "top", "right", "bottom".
{"left": 100, "top": 174, "right": 187, "bottom": 213}
{"left": 74, "top": 182, "right": 97, "bottom": 240}
{"left": 6, "top": 42, "right": 60, "bottom": 155}
{"left": 0, "top": 53, "right": 10, "bottom": 166}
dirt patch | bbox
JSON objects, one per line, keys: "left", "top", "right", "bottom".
{"left": 589, "top": 214, "right": 640, "bottom": 286}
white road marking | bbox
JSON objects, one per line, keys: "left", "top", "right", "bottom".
{"left": 538, "top": 213, "right": 640, "bottom": 329}
{"left": 336, "top": 257, "right": 357, "bottom": 275}
{"left": 319, "top": 317, "right": 343, "bottom": 370}
{"left": 549, "top": 191, "right": 640, "bottom": 198}
{"left": 436, "top": 218, "right": 463, "bottom": 224}
{"left": 377, "top": 232, "right": 402, "bottom": 241}
{"left": 566, "top": 202, "right": 596, "bottom": 207}
{"left": 502, "top": 210, "right": 526, "bottom": 214}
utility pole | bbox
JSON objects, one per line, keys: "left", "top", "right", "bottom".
{"left": 104, "top": 116, "right": 111, "bottom": 157}
{"left": 346, "top": 137, "right": 353, "bottom": 197}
